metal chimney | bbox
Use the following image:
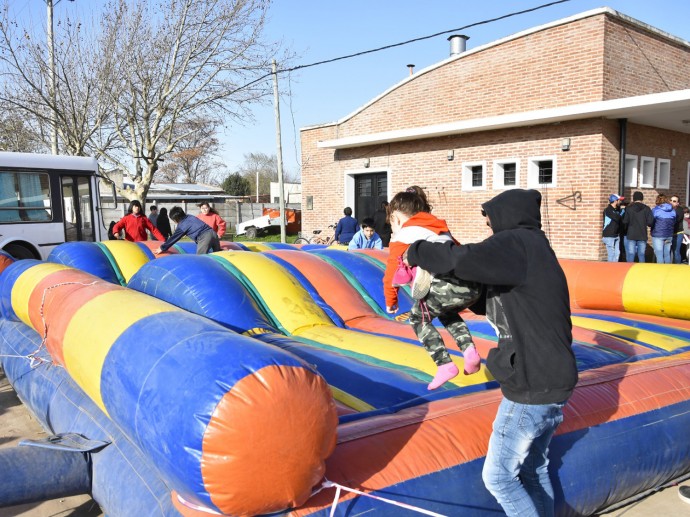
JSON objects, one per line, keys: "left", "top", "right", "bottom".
{"left": 447, "top": 34, "right": 469, "bottom": 56}
{"left": 407, "top": 64, "right": 415, "bottom": 76}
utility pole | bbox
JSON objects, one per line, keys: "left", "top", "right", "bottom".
{"left": 46, "top": 0, "right": 58, "bottom": 154}
{"left": 45, "top": 0, "right": 74, "bottom": 155}
{"left": 272, "top": 60, "right": 286, "bottom": 244}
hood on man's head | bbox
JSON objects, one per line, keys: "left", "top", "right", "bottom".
{"left": 481, "top": 189, "right": 542, "bottom": 233}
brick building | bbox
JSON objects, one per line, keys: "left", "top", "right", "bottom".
{"left": 300, "top": 8, "right": 690, "bottom": 260}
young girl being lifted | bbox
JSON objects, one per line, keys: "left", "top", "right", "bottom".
{"left": 383, "top": 188, "right": 482, "bottom": 389}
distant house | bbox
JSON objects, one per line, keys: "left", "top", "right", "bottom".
{"left": 102, "top": 178, "right": 247, "bottom": 224}
{"left": 300, "top": 7, "right": 690, "bottom": 260}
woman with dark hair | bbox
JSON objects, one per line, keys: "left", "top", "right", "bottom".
{"left": 156, "top": 207, "right": 172, "bottom": 240}
{"left": 112, "top": 200, "right": 165, "bottom": 242}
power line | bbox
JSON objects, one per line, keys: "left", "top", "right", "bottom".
{"left": 230, "top": 0, "right": 571, "bottom": 96}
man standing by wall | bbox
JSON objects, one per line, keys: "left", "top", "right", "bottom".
{"left": 603, "top": 194, "right": 624, "bottom": 262}
{"left": 148, "top": 205, "right": 159, "bottom": 226}
{"left": 622, "top": 192, "right": 653, "bottom": 263}
{"left": 670, "top": 195, "right": 684, "bottom": 263}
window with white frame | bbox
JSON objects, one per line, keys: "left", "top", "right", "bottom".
{"left": 527, "top": 156, "right": 556, "bottom": 188}
{"left": 656, "top": 158, "right": 670, "bottom": 189}
{"left": 624, "top": 155, "right": 638, "bottom": 188}
{"left": 462, "top": 161, "right": 486, "bottom": 191}
{"left": 493, "top": 160, "right": 520, "bottom": 190}
{"left": 640, "top": 156, "right": 655, "bottom": 188}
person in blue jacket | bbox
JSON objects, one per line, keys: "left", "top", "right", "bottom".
{"left": 153, "top": 206, "right": 220, "bottom": 255}
{"left": 348, "top": 217, "right": 383, "bottom": 250}
{"left": 651, "top": 194, "right": 677, "bottom": 264}
{"left": 334, "top": 207, "right": 359, "bottom": 245}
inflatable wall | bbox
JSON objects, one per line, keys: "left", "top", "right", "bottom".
{"left": 0, "top": 242, "right": 689, "bottom": 516}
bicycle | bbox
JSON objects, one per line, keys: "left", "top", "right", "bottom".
{"left": 294, "top": 224, "right": 337, "bottom": 245}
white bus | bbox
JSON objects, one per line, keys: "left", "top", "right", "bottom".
{"left": 0, "top": 152, "right": 114, "bottom": 260}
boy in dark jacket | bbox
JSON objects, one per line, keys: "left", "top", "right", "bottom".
{"left": 406, "top": 188, "right": 577, "bottom": 517}
{"left": 623, "top": 191, "right": 653, "bottom": 262}
{"left": 153, "top": 207, "right": 220, "bottom": 255}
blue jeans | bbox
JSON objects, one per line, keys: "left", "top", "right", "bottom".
{"left": 652, "top": 236, "right": 672, "bottom": 263}
{"left": 482, "top": 398, "right": 566, "bottom": 517}
{"left": 602, "top": 236, "right": 619, "bottom": 262}
{"left": 672, "top": 233, "right": 684, "bottom": 263}
{"left": 625, "top": 239, "right": 646, "bottom": 263}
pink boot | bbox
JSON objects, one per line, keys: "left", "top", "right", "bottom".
{"left": 428, "top": 362, "right": 459, "bottom": 390}
{"left": 463, "top": 345, "right": 481, "bottom": 375}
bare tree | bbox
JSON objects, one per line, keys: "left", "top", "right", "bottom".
{"left": 0, "top": 0, "right": 286, "bottom": 203}
{"left": 0, "top": 4, "right": 117, "bottom": 157}
{"left": 156, "top": 116, "right": 225, "bottom": 184}
{"left": 235, "top": 151, "right": 299, "bottom": 200}
{"left": 0, "top": 112, "right": 43, "bottom": 152}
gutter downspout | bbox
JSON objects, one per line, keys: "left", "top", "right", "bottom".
{"left": 618, "top": 118, "right": 627, "bottom": 196}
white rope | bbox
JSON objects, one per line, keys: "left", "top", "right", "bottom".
{"left": 15, "top": 280, "right": 100, "bottom": 369}
{"left": 36, "top": 280, "right": 98, "bottom": 358}
{"left": 321, "top": 478, "right": 449, "bottom": 517}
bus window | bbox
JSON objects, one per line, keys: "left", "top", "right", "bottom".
{"left": 0, "top": 171, "right": 52, "bottom": 222}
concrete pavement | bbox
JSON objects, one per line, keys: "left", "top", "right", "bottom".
{"left": 1, "top": 367, "right": 689, "bottom": 516}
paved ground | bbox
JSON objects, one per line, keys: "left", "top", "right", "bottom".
{"left": 1, "top": 367, "right": 689, "bottom": 516}
{"left": 0, "top": 368, "right": 102, "bottom": 517}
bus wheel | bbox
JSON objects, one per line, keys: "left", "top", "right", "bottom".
{"left": 4, "top": 244, "right": 37, "bottom": 260}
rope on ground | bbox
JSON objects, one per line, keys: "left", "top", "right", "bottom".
{"left": 317, "top": 478, "right": 449, "bottom": 517}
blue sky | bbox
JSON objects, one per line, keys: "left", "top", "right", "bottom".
{"left": 233, "top": 0, "right": 690, "bottom": 178}
{"left": 14, "top": 1, "right": 690, "bottom": 178}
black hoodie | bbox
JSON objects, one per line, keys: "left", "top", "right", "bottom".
{"left": 622, "top": 201, "right": 653, "bottom": 241}
{"left": 407, "top": 189, "right": 577, "bottom": 404}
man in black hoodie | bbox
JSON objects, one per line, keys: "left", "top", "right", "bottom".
{"left": 622, "top": 191, "right": 653, "bottom": 262}
{"left": 406, "top": 189, "right": 577, "bottom": 517}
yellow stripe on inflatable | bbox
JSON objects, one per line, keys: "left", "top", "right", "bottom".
{"left": 11, "top": 263, "right": 70, "bottom": 327}
{"left": 240, "top": 243, "right": 271, "bottom": 252}
{"left": 299, "top": 326, "right": 493, "bottom": 387}
{"left": 62, "top": 290, "right": 176, "bottom": 413}
{"left": 623, "top": 264, "right": 690, "bottom": 320}
{"left": 99, "top": 240, "right": 151, "bottom": 283}
{"left": 571, "top": 315, "right": 685, "bottom": 351}
{"left": 213, "top": 251, "right": 333, "bottom": 333}
{"left": 330, "top": 386, "right": 375, "bottom": 412}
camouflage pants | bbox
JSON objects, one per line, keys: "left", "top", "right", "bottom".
{"left": 408, "top": 273, "right": 482, "bottom": 366}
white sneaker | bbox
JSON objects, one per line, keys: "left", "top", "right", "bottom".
{"left": 411, "top": 267, "right": 431, "bottom": 300}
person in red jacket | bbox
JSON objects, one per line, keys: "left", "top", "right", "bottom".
{"left": 197, "top": 202, "right": 226, "bottom": 239}
{"left": 112, "top": 200, "right": 165, "bottom": 242}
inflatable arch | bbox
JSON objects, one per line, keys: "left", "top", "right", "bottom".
{"left": 0, "top": 242, "right": 689, "bottom": 516}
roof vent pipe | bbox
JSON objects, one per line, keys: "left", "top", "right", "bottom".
{"left": 407, "top": 64, "right": 415, "bottom": 76}
{"left": 447, "top": 34, "right": 469, "bottom": 56}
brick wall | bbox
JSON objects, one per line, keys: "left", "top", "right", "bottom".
{"left": 301, "top": 10, "right": 690, "bottom": 261}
